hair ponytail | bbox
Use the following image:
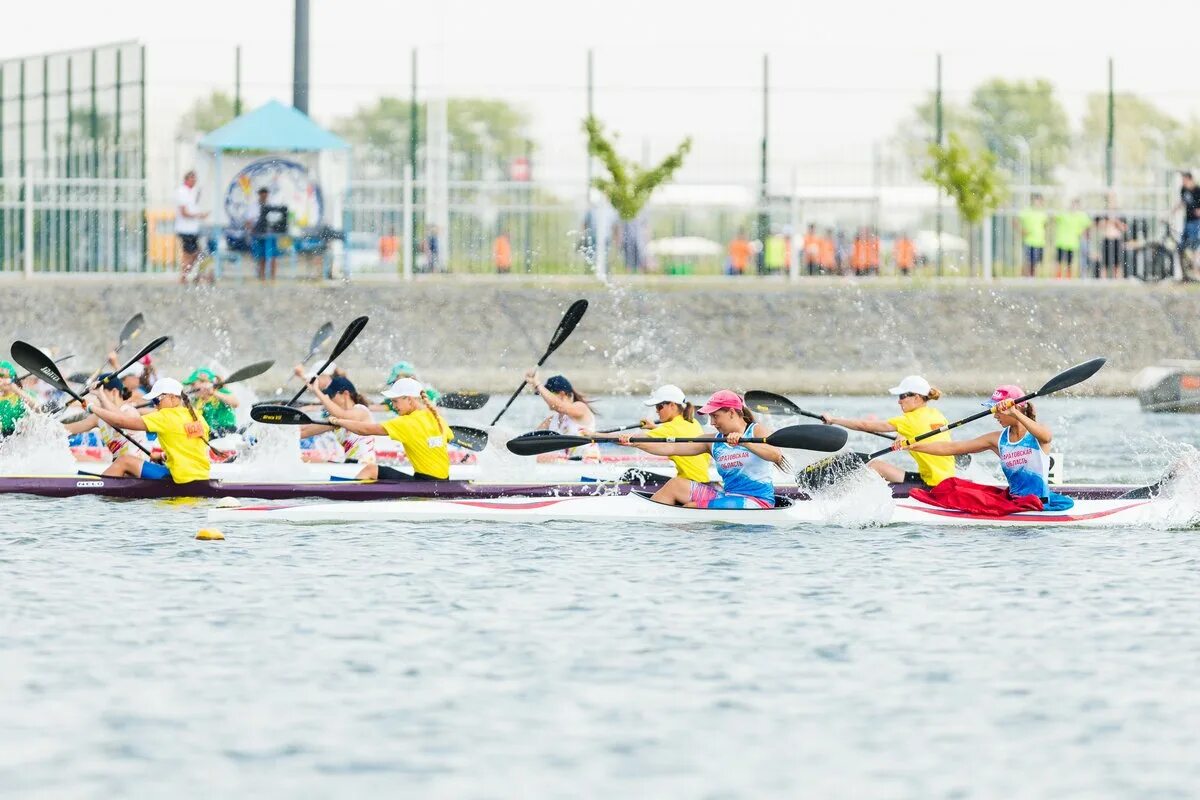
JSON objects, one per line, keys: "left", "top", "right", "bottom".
{"left": 681, "top": 401, "right": 696, "bottom": 422}
{"left": 925, "top": 387, "right": 942, "bottom": 401}
{"left": 740, "top": 407, "right": 756, "bottom": 424}
{"left": 419, "top": 393, "right": 452, "bottom": 437}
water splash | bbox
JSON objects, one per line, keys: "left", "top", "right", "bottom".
{"left": 801, "top": 464, "right": 894, "bottom": 527}
{"left": 228, "top": 423, "right": 315, "bottom": 481}
{"left": 0, "top": 412, "right": 78, "bottom": 475}
{"left": 1144, "top": 442, "right": 1200, "bottom": 530}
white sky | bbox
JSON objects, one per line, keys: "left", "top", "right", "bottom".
{"left": 1, "top": 0, "right": 1196, "bottom": 189}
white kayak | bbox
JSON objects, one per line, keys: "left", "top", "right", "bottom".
{"left": 208, "top": 490, "right": 1179, "bottom": 529}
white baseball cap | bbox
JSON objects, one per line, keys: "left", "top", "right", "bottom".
{"left": 144, "top": 377, "right": 184, "bottom": 399}
{"left": 644, "top": 384, "right": 687, "bottom": 406}
{"left": 118, "top": 362, "right": 145, "bottom": 379}
{"left": 888, "top": 375, "right": 932, "bottom": 396}
{"left": 381, "top": 377, "right": 424, "bottom": 399}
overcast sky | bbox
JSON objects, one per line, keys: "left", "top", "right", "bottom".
{"left": 2, "top": 0, "right": 1196, "bottom": 188}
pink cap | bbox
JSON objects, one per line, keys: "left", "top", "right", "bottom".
{"left": 983, "top": 384, "right": 1025, "bottom": 407}
{"left": 140, "top": 355, "right": 154, "bottom": 366}
{"left": 697, "top": 389, "right": 744, "bottom": 415}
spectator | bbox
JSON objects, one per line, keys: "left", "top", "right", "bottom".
{"left": 803, "top": 224, "right": 821, "bottom": 276}
{"left": 763, "top": 227, "right": 787, "bottom": 275}
{"left": 245, "top": 187, "right": 280, "bottom": 281}
{"left": 493, "top": 231, "right": 512, "bottom": 274}
{"left": 1096, "top": 194, "right": 1127, "bottom": 279}
{"left": 1017, "top": 194, "right": 1048, "bottom": 277}
{"left": 175, "top": 170, "right": 209, "bottom": 285}
{"left": 1173, "top": 171, "right": 1200, "bottom": 266}
{"left": 425, "top": 225, "right": 441, "bottom": 272}
{"left": 379, "top": 228, "right": 399, "bottom": 266}
{"left": 894, "top": 231, "right": 916, "bottom": 276}
{"left": 850, "top": 227, "right": 880, "bottom": 277}
{"left": 820, "top": 229, "right": 836, "bottom": 275}
{"left": 834, "top": 230, "right": 848, "bottom": 275}
{"left": 727, "top": 229, "right": 751, "bottom": 275}
{"left": 1053, "top": 199, "right": 1092, "bottom": 279}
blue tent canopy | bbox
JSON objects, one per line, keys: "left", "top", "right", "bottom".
{"left": 200, "top": 100, "right": 349, "bottom": 152}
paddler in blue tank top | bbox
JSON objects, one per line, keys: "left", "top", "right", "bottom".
{"left": 900, "top": 384, "right": 1073, "bottom": 510}
{"left": 616, "top": 390, "right": 785, "bottom": 508}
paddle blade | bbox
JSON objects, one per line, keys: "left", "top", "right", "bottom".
{"left": 329, "top": 316, "right": 369, "bottom": 361}
{"left": 250, "top": 404, "right": 315, "bottom": 426}
{"left": 745, "top": 390, "right": 802, "bottom": 417}
{"left": 449, "top": 425, "right": 489, "bottom": 452}
{"left": 506, "top": 433, "right": 592, "bottom": 456}
{"left": 66, "top": 371, "right": 90, "bottom": 385}
{"left": 438, "top": 391, "right": 490, "bottom": 410}
{"left": 220, "top": 360, "right": 274, "bottom": 387}
{"left": 118, "top": 312, "right": 145, "bottom": 348}
{"left": 541, "top": 299, "right": 588, "bottom": 363}
{"left": 1036, "top": 357, "right": 1106, "bottom": 397}
{"left": 308, "top": 322, "right": 334, "bottom": 358}
{"left": 11, "top": 341, "right": 73, "bottom": 395}
{"left": 766, "top": 424, "right": 849, "bottom": 452}
{"left": 795, "top": 452, "right": 871, "bottom": 490}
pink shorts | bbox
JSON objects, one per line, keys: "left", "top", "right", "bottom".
{"left": 688, "top": 481, "right": 773, "bottom": 510}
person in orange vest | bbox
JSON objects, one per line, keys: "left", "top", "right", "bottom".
{"left": 727, "top": 229, "right": 751, "bottom": 275}
{"left": 893, "top": 231, "right": 916, "bottom": 276}
{"left": 803, "top": 224, "right": 822, "bottom": 276}
{"left": 851, "top": 228, "right": 870, "bottom": 274}
{"left": 866, "top": 228, "right": 881, "bottom": 276}
{"left": 819, "top": 229, "right": 836, "bottom": 274}
{"left": 379, "top": 228, "right": 399, "bottom": 265}
{"left": 493, "top": 231, "right": 513, "bottom": 273}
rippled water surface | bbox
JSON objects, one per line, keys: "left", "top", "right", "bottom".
{"left": 2, "top": 396, "right": 1199, "bottom": 798}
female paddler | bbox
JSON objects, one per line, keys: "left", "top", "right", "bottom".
{"left": 298, "top": 375, "right": 379, "bottom": 480}
{"left": 614, "top": 389, "right": 784, "bottom": 508}
{"left": 525, "top": 370, "right": 599, "bottom": 460}
{"left": 184, "top": 367, "right": 239, "bottom": 437}
{"left": 325, "top": 377, "right": 453, "bottom": 480}
{"left": 900, "top": 384, "right": 1073, "bottom": 510}
{"left": 82, "top": 377, "right": 211, "bottom": 483}
{"left": 820, "top": 374, "right": 954, "bottom": 487}
{"left": 63, "top": 378, "right": 152, "bottom": 460}
{"left": 586, "top": 384, "right": 711, "bottom": 483}
{"left": 0, "top": 360, "right": 33, "bottom": 435}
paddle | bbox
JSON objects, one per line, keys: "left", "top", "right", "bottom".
{"left": 275, "top": 321, "right": 334, "bottom": 396}
{"left": 10, "top": 340, "right": 157, "bottom": 461}
{"left": 133, "top": 360, "right": 275, "bottom": 409}
{"left": 437, "top": 391, "right": 490, "bottom": 411}
{"left": 506, "top": 423, "right": 848, "bottom": 457}
{"left": 15, "top": 354, "right": 74, "bottom": 383}
{"left": 284, "top": 317, "right": 368, "bottom": 406}
{"left": 489, "top": 299, "right": 589, "bottom": 426}
{"left": 798, "top": 357, "right": 1108, "bottom": 487}
{"left": 250, "top": 404, "right": 489, "bottom": 453}
{"left": 82, "top": 312, "right": 145, "bottom": 388}
{"left": 747, "top": 389, "right": 973, "bottom": 469}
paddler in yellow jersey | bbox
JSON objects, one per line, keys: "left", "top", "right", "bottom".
{"left": 586, "top": 384, "right": 711, "bottom": 482}
{"left": 327, "top": 377, "right": 454, "bottom": 480}
{"left": 84, "top": 377, "right": 211, "bottom": 483}
{"left": 819, "top": 374, "right": 954, "bottom": 487}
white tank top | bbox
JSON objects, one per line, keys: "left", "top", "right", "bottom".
{"left": 549, "top": 408, "right": 599, "bottom": 460}
{"left": 98, "top": 404, "right": 151, "bottom": 459}
{"left": 332, "top": 404, "right": 377, "bottom": 465}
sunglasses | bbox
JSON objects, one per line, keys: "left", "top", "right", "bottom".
{"left": 898, "top": 392, "right": 918, "bottom": 400}
{"left": 655, "top": 401, "right": 673, "bottom": 410}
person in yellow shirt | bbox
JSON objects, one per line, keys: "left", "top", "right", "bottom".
{"left": 586, "top": 384, "right": 712, "bottom": 482}
{"left": 820, "top": 375, "right": 954, "bottom": 486}
{"left": 328, "top": 377, "right": 453, "bottom": 480}
{"left": 84, "top": 377, "right": 211, "bottom": 483}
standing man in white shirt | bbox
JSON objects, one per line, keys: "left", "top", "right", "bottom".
{"left": 175, "top": 170, "right": 209, "bottom": 285}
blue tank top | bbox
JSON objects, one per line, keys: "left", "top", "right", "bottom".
{"left": 710, "top": 423, "right": 776, "bottom": 504}
{"left": 999, "top": 427, "right": 1073, "bottom": 511}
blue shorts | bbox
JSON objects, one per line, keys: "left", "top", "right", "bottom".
{"left": 139, "top": 460, "right": 171, "bottom": 481}
{"left": 251, "top": 236, "right": 280, "bottom": 260}
{"left": 1024, "top": 245, "right": 1044, "bottom": 265}
{"left": 1183, "top": 220, "right": 1200, "bottom": 249}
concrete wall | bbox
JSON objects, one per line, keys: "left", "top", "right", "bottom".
{"left": 5, "top": 277, "right": 1199, "bottom": 396}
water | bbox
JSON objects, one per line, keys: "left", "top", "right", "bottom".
{"left": 1, "top": 396, "right": 1199, "bottom": 798}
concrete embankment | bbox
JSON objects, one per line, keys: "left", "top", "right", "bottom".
{"left": 3, "top": 275, "right": 1198, "bottom": 396}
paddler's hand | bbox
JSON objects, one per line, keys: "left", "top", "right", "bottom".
{"left": 640, "top": 418, "right": 655, "bottom": 429}
{"left": 524, "top": 368, "right": 540, "bottom": 387}
{"left": 617, "top": 434, "right": 634, "bottom": 446}
{"left": 292, "top": 364, "right": 306, "bottom": 379}
{"left": 890, "top": 437, "right": 912, "bottom": 452}
{"left": 820, "top": 413, "right": 835, "bottom": 425}
{"left": 993, "top": 399, "right": 1016, "bottom": 414}
{"left": 106, "top": 350, "right": 119, "bottom": 367}
{"left": 725, "top": 431, "right": 743, "bottom": 446}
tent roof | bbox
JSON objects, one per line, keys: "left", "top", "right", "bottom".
{"left": 199, "top": 100, "right": 349, "bottom": 152}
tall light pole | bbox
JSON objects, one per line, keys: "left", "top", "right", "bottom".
{"left": 293, "top": 0, "right": 310, "bottom": 114}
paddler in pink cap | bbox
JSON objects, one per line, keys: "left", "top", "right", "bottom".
{"left": 616, "top": 389, "right": 786, "bottom": 508}
{"left": 898, "top": 383, "right": 1074, "bottom": 510}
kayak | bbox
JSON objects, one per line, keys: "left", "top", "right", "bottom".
{"left": 208, "top": 486, "right": 1184, "bottom": 529}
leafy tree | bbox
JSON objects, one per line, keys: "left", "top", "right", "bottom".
{"left": 583, "top": 115, "right": 691, "bottom": 221}
{"left": 924, "top": 133, "right": 1009, "bottom": 268}
{"left": 177, "top": 91, "right": 239, "bottom": 138}
{"left": 969, "top": 78, "right": 1070, "bottom": 184}
{"left": 890, "top": 91, "right": 979, "bottom": 175}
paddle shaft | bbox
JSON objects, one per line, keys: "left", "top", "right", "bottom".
{"left": 490, "top": 299, "right": 588, "bottom": 426}
{"left": 285, "top": 317, "right": 368, "bottom": 406}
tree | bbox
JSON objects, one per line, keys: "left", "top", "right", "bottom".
{"left": 970, "top": 79, "right": 1070, "bottom": 184}
{"left": 890, "top": 91, "right": 979, "bottom": 176}
{"left": 177, "top": 91, "right": 238, "bottom": 139}
{"left": 923, "top": 133, "right": 1009, "bottom": 269}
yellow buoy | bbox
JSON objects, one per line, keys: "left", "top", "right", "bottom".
{"left": 196, "top": 528, "right": 225, "bottom": 541}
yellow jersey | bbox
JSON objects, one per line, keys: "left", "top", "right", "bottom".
{"left": 142, "top": 406, "right": 211, "bottom": 483}
{"left": 646, "top": 415, "right": 711, "bottom": 483}
{"left": 381, "top": 407, "right": 453, "bottom": 479}
{"left": 888, "top": 405, "right": 954, "bottom": 486}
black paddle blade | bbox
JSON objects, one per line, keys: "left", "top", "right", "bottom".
{"left": 220, "top": 360, "right": 274, "bottom": 386}
{"left": 449, "top": 425, "right": 489, "bottom": 452}
{"left": 66, "top": 371, "right": 91, "bottom": 385}
{"left": 329, "top": 316, "right": 369, "bottom": 361}
{"left": 795, "top": 452, "right": 871, "bottom": 489}
{"left": 507, "top": 433, "right": 592, "bottom": 456}
{"left": 11, "top": 341, "right": 74, "bottom": 395}
{"left": 111, "top": 336, "right": 170, "bottom": 383}
{"left": 118, "top": 313, "right": 145, "bottom": 348}
{"left": 1038, "top": 357, "right": 1106, "bottom": 396}
{"left": 16, "top": 354, "right": 74, "bottom": 383}
{"left": 309, "top": 322, "right": 334, "bottom": 358}
{"left": 543, "top": 299, "right": 589, "bottom": 361}
{"left": 438, "top": 392, "right": 490, "bottom": 411}
{"left": 250, "top": 404, "right": 315, "bottom": 425}
{"left": 766, "top": 424, "right": 849, "bottom": 452}
{"left": 745, "top": 390, "right": 802, "bottom": 417}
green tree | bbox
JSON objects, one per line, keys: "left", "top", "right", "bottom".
{"left": 584, "top": 115, "right": 691, "bottom": 221}
{"left": 891, "top": 91, "right": 979, "bottom": 175}
{"left": 970, "top": 78, "right": 1070, "bottom": 184}
{"left": 924, "top": 133, "right": 1009, "bottom": 268}
{"left": 177, "top": 91, "right": 238, "bottom": 138}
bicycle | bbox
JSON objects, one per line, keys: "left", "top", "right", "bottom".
{"left": 1135, "top": 222, "right": 1199, "bottom": 282}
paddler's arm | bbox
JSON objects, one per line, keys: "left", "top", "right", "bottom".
{"left": 62, "top": 413, "right": 100, "bottom": 435}
{"left": 217, "top": 389, "right": 240, "bottom": 408}
{"left": 327, "top": 415, "right": 387, "bottom": 437}
{"left": 616, "top": 434, "right": 709, "bottom": 457}
{"left": 1002, "top": 403, "right": 1054, "bottom": 447}
{"left": 904, "top": 432, "right": 998, "bottom": 457}
{"left": 306, "top": 378, "right": 341, "bottom": 417}
{"left": 299, "top": 423, "right": 334, "bottom": 438}
{"left": 820, "top": 414, "right": 895, "bottom": 434}
{"left": 87, "top": 404, "right": 150, "bottom": 432}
